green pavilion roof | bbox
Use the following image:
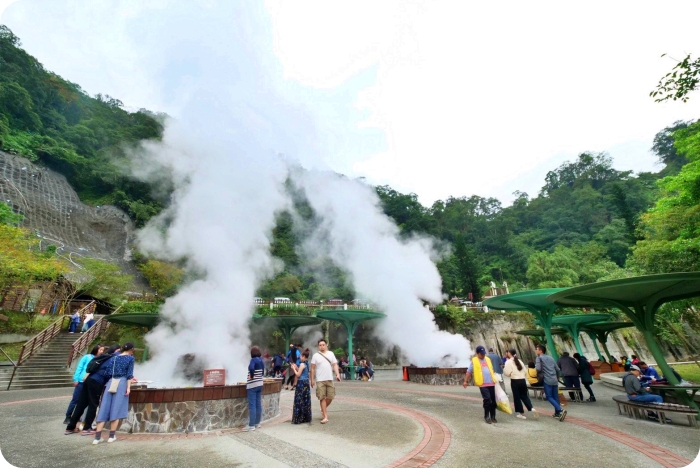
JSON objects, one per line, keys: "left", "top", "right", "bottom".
{"left": 515, "top": 328, "right": 567, "bottom": 337}
{"left": 106, "top": 313, "right": 160, "bottom": 329}
{"left": 315, "top": 310, "right": 386, "bottom": 324}
{"left": 483, "top": 288, "right": 569, "bottom": 312}
{"left": 252, "top": 315, "right": 322, "bottom": 328}
{"left": 581, "top": 321, "right": 635, "bottom": 333}
{"left": 551, "top": 313, "right": 612, "bottom": 327}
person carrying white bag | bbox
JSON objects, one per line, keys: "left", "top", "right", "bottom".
{"left": 463, "top": 345, "right": 502, "bottom": 424}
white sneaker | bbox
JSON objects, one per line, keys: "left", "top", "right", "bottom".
{"left": 107, "top": 437, "right": 117, "bottom": 443}
{"left": 531, "top": 409, "right": 540, "bottom": 420}
{"left": 254, "top": 424, "right": 261, "bottom": 429}
{"left": 516, "top": 414, "right": 527, "bottom": 420}
{"left": 92, "top": 439, "right": 103, "bottom": 445}
{"left": 242, "top": 426, "right": 255, "bottom": 432}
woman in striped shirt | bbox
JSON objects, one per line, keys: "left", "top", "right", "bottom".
{"left": 244, "top": 345, "right": 264, "bottom": 432}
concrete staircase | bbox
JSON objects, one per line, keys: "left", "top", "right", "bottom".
{"left": 0, "top": 332, "right": 77, "bottom": 390}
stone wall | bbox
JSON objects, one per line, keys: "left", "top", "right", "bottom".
{"left": 407, "top": 368, "right": 467, "bottom": 386}
{"left": 120, "top": 381, "right": 282, "bottom": 433}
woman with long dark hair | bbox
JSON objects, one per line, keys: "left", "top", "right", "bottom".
{"left": 92, "top": 342, "right": 135, "bottom": 444}
{"left": 503, "top": 349, "right": 538, "bottom": 420}
{"left": 290, "top": 348, "right": 312, "bottom": 424}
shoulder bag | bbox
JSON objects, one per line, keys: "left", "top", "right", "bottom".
{"left": 107, "top": 356, "right": 122, "bottom": 393}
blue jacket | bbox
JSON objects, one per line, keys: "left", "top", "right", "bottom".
{"left": 73, "top": 354, "right": 93, "bottom": 383}
{"left": 641, "top": 366, "right": 661, "bottom": 386}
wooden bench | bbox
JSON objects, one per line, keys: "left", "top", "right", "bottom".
{"left": 612, "top": 395, "right": 699, "bottom": 428}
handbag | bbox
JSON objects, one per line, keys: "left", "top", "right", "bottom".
{"left": 107, "top": 356, "right": 122, "bottom": 393}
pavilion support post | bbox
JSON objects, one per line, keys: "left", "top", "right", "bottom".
{"left": 345, "top": 323, "right": 358, "bottom": 380}
{"left": 600, "top": 339, "right": 614, "bottom": 362}
{"left": 539, "top": 310, "right": 559, "bottom": 362}
{"left": 585, "top": 332, "right": 604, "bottom": 361}
{"left": 570, "top": 330, "right": 584, "bottom": 356}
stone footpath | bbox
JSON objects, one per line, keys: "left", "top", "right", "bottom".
{"left": 0, "top": 378, "right": 698, "bottom": 467}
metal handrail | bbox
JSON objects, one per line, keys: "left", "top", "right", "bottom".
{"left": 0, "top": 347, "right": 16, "bottom": 367}
{"left": 66, "top": 315, "right": 111, "bottom": 367}
{"left": 0, "top": 347, "right": 17, "bottom": 391}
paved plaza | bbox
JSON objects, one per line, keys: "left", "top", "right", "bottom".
{"left": 0, "top": 378, "right": 698, "bottom": 468}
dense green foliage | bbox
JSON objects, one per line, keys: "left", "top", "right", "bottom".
{"left": 0, "top": 26, "right": 164, "bottom": 226}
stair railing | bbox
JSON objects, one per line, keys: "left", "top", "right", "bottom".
{"left": 15, "top": 316, "right": 69, "bottom": 367}
{"left": 66, "top": 313, "right": 112, "bottom": 367}
{"left": 0, "top": 347, "right": 17, "bottom": 391}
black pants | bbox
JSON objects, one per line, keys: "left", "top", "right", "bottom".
{"left": 479, "top": 386, "right": 497, "bottom": 420}
{"left": 286, "top": 371, "right": 295, "bottom": 386}
{"left": 582, "top": 382, "right": 595, "bottom": 398}
{"left": 510, "top": 378, "right": 533, "bottom": 414}
{"left": 66, "top": 378, "right": 102, "bottom": 431}
{"left": 563, "top": 375, "right": 583, "bottom": 400}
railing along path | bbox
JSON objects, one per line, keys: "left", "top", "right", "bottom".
{"left": 66, "top": 314, "right": 111, "bottom": 367}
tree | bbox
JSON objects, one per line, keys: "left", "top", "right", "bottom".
{"left": 454, "top": 235, "right": 482, "bottom": 301}
{"left": 138, "top": 259, "right": 183, "bottom": 297}
{"left": 70, "top": 258, "right": 133, "bottom": 304}
{"left": 652, "top": 120, "right": 693, "bottom": 174}
{"left": 651, "top": 54, "right": 700, "bottom": 103}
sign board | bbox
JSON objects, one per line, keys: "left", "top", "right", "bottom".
{"left": 203, "top": 369, "right": 226, "bottom": 387}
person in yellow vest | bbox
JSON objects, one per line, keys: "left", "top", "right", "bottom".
{"left": 463, "top": 345, "right": 498, "bottom": 424}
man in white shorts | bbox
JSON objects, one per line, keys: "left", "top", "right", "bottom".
{"left": 310, "top": 338, "right": 341, "bottom": 424}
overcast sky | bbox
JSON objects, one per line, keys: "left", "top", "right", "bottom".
{"left": 2, "top": 0, "right": 700, "bottom": 206}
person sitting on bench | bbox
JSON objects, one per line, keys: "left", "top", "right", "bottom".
{"left": 624, "top": 365, "right": 669, "bottom": 422}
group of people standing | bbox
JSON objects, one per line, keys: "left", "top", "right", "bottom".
{"left": 64, "top": 342, "right": 136, "bottom": 444}
{"left": 245, "top": 339, "right": 342, "bottom": 431}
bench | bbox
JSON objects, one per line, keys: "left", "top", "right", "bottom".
{"left": 527, "top": 386, "right": 584, "bottom": 402}
{"left": 612, "top": 395, "right": 699, "bottom": 428}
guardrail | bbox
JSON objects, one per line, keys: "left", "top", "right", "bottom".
{"left": 0, "top": 347, "right": 17, "bottom": 391}
{"left": 15, "top": 315, "right": 69, "bottom": 367}
{"left": 66, "top": 314, "right": 111, "bottom": 367}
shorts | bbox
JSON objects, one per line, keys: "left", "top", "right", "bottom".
{"left": 315, "top": 380, "right": 335, "bottom": 400}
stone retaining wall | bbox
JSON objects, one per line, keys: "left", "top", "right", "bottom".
{"left": 407, "top": 368, "right": 467, "bottom": 386}
{"left": 120, "top": 380, "right": 282, "bottom": 433}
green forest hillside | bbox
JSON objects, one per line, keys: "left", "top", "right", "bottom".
{"left": 2, "top": 24, "right": 700, "bottom": 330}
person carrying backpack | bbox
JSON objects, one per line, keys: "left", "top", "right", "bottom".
{"left": 573, "top": 353, "right": 595, "bottom": 402}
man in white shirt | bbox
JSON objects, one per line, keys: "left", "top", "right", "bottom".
{"left": 310, "top": 339, "right": 341, "bottom": 424}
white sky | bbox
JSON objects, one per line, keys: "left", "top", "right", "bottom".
{"left": 3, "top": 0, "right": 700, "bottom": 205}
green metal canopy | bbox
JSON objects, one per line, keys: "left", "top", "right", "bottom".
{"left": 515, "top": 328, "right": 567, "bottom": 337}
{"left": 551, "top": 313, "right": 612, "bottom": 357}
{"left": 547, "top": 272, "right": 700, "bottom": 413}
{"left": 483, "top": 288, "right": 568, "bottom": 360}
{"left": 315, "top": 310, "right": 386, "bottom": 378}
{"left": 106, "top": 313, "right": 161, "bottom": 362}
{"left": 252, "top": 315, "right": 323, "bottom": 350}
{"left": 580, "top": 322, "right": 635, "bottom": 362}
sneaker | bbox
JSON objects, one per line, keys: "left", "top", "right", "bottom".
{"left": 63, "top": 417, "right": 71, "bottom": 425}
{"left": 558, "top": 410, "right": 567, "bottom": 422}
{"left": 484, "top": 418, "right": 492, "bottom": 424}
{"left": 586, "top": 397, "right": 596, "bottom": 403}
{"left": 242, "top": 426, "right": 255, "bottom": 432}
{"left": 254, "top": 424, "right": 261, "bottom": 429}
{"left": 531, "top": 409, "right": 540, "bottom": 420}
{"left": 516, "top": 414, "right": 527, "bottom": 420}
{"left": 492, "top": 418, "right": 498, "bottom": 424}
{"left": 552, "top": 413, "right": 560, "bottom": 418}
{"left": 107, "top": 437, "right": 117, "bottom": 443}
{"left": 92, "top": 439, "right": 103, "bottom": 445}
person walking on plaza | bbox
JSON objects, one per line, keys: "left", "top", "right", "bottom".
{"left": 285, "top": 344, "right": 300, "bottom": 390}
{"left": 93, "top": 342, "right": 136, "bottom": 444}
{"left": 503, "top": 349, "right": 538, "bottom": 420}
{"left": 63, "top": 344, "right": 103, "bottom": 424}
{"left": 290, "top": 348, "right": 312, "bottom": 424}
{"left": 486, "top": 348, "right": 506, "bottom": 393}
{"left": 573, "top": 353, "right": 595, "bottom": 402}
{"left": 68, "top": 310, "right": 80, "bottom": 333}
{"left": 463, "top": 345, "right": 498, "bottom": 424}
{"left": 243, "top": 346, "right": 264, "bottom": 432}
{"left": 558, "top": 352, "right": 583, "bottom": 401}
{"left": 535, "top": 344, "right": 567, "bottom": 421}
{"left": 310, "top": 339, "right": 341, "bottom": 424}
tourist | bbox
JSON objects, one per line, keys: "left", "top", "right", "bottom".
{"left": 63, "top": 344, "right": 103, "bottom": 424}
{"left": 93, "top": 342, "right": 136, "bottom": 444}
{"left": 285, "top": 343, "right": 300, "bottom": 390}
{"left": 621, "top": 356, "right": 631, "bottom": 372}
{"left": 262, "top": 350, "right": 271, "bottom": 377}
{"left": 273, "top": 352, "right": 284, "bottom": 378}
{"left": 338, "top": 356, "right": 349, "bottom": 380}
{"left": 463, "top": 345, "right": 498, "bottom": 424}
{"left": 535, "top": 344, "right": 567, "bottom": 421}
{"left": 310, "top": 338, "right": 341, "bottom": 424}
{"left": 637, "top": 361, "right": 662, "bottom": 387}
{"left": 573, "top": 353, "right": 595, "bottom": 402}
{"left": 64, "top": 344, "right": 120, "bottom": 436}
{"left": 526, "top": 361, "right": 541, "bottom": 386}
{"left": 486, "top": 348, "right": 506, "bottom": 393}
{"left": 631, "top": 355, "right": 640, "bottom": 366}
{"left": 81, "top": 309, "right": 94, "bottom": 333}
{"left": 624, "top": 365, "right": 668, "bottom": 422}
{"left": 290, "top": 348, "right": 312, "bottom": 424}
{"left": 243, "top": 345, "right": 264, "bottom": 432}
{"left": 366, "top": 358, "right": 374, "bottom": 382}
{"left": 503, "top": 349, "right": 538, "bottom": 420}
{"left": 68, "top": 310, "right": 81, "bottom": 333}
{"left": 558, "top": 352, "right": 583, "bottom": 401}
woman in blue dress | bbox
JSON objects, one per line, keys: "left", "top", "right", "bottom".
{"left": 93, "top": 342, "right": 135, "bottom": 444}
{"left": 290, "top": 348, "right": 312, "bottom": 424}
